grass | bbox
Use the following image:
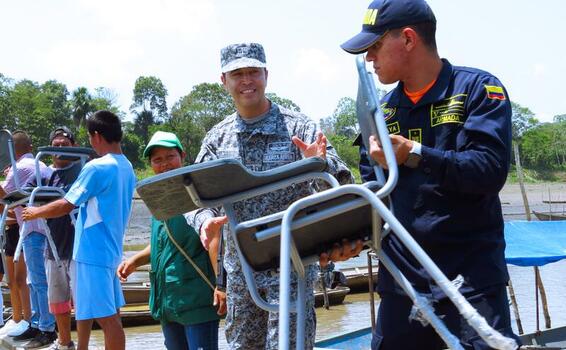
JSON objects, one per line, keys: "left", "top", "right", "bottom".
{"left": 506, "top": 165, "right": 566, "bottom": 183}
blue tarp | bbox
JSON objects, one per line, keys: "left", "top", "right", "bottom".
{"left": 505, "top": 221, "right": 566, "bottom": 267}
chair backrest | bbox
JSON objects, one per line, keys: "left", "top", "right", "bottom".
{"left": 0, "top": 129, "right": 13, "bottom": 174}
{"left": 235, "top": 181, "right": 383, "bottom": 271}
{"left": 355, "top": 56, "right": 398, "bottom": 197}
{"left": 137, "top": 157, "right": 327, "bottom": 221}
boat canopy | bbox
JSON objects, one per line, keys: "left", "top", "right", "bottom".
{"left": 505, "top": 221, "right": 566, "bottom": 267}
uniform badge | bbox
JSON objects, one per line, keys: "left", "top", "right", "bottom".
{"left": 430, "top": 94, "right": 467, "bottom": 127}
{"left": 485, "top": 85, "right": 506, "bottom": 101}
{"left": 380, "top": 103, "right": 397, "bottom": 121}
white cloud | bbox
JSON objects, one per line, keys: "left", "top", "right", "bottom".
{"left": 41, "top": 40, "right": 142, "bottom": 86}
{"left": 293, "top": 48, "right": 340, "bottom": 84}
{"left": 77, "top": 0, "right": 216, "bottom": 40}
{"left": 532, "top": 63, "right": 546, "bottom": 79}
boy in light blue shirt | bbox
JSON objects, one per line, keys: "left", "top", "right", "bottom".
{"left": 23, "top": 111, "right": 136, "bottom": 350}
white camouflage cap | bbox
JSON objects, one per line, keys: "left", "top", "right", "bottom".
{"left": 220, "top": 43, "right": 266, "bottom": 73}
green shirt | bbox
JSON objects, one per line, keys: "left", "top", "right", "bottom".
{"left": 149, "top": 215, "right": 219, "bottom": 325}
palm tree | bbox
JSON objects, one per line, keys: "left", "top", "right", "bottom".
{"left": 71, "top": 87, "right": 93, "bottom": 128}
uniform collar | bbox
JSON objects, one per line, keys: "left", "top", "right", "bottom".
{"left": 234, "top": 101, "right": 280, "bottom": 135}
{"left": 385, "top": 58, "right": 453, "bottom": 108}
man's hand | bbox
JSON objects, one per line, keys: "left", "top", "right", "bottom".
{"left": 22, "top": 207, "right": 40, "bottom": 221}
{"left": 319, "top": 239, "right": 364, "bottom": 268}
{"left": 368, "top": 134, "right": 413, "bottom": 168}
{"left": 116, "top": 259, "right": 137, "bottom": 282}
{"left": 213, "top": 287, "right": 227, "bottom": 316}
{"left": 292, "top": 131, "right": 327, "bottom": 159}
{"left": 200, "top": 216, "right": 228, "bottom": 250}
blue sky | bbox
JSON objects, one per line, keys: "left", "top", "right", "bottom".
{"left": 1, "top": 0, "right": 564, "bottom": 123}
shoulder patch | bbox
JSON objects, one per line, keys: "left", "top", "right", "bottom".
{"left": 485, "top": 85, "right": 506, "bottom": 101}
{"left": 380, "top": 103, "right": 396, "bottom": 121}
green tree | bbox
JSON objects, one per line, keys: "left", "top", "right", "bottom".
{"left": 511, "top": 101, "right": 538, "bottom": 140}
{"left": 320, "top": 97, "right": 359, "bottom": 138}
{"left": 266, "top": 93, "right": 300, "bottom": 112}
{"left": 520, "top": 123, "right": 555, "bottom": 168}
{"left": 131, "top": 76, "right": 168, "bottom": 143}
{"left": 39, "top": 80, "right": 71, "bottom": 128}
{"left": 0, "top": 74, "right": 15, "bottom": 130}
{"left": 9, "top": 79, "right": 72, "bottom": 147}
{"left": 121, "top": 121, "right": 145, "bottom": 168}
{"left": 550, "top": 122, "right": 566, "bottom": 167}
{"left": 131, "top": 76, "right": 168, "bottom": 121}
{"left": 319, "top": 96, "right": 371, "bottom": 182}
{"left": 168, "top": 83, "right": 234, "bottom": 162}
{"left": 70, "top": 87, "right": 94, "bottom": 129}
{"left": 91, "top": 87, "right": 124, "bottom": 118}
{"left": 553, "top": 114, "right": 566, "bottom": 123}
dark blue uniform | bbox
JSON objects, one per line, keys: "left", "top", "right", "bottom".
{"left": 358, "top": 59, "right": 520, "bottom": 349}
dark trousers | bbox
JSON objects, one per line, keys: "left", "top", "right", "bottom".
{"left": 372, "top": 284, "right": 521, "bottom": 350}
{"left": 161, "top": 319, "right": 219, "bottom": 350}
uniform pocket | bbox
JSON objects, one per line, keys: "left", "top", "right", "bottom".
{"left": 163, "top": 264, "right": 214, "bottom": 317}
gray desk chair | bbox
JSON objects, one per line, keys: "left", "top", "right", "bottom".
{"left": 0, "top": 129, "right": 92, "bottom": 267}
{"left": 137, "top": 157, "right": 340, "bottom": 313}
{"left": 136, "top": 57, "right": 518, "bottom": 350}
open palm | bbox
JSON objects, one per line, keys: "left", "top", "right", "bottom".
{"left": 292, "top": 131, "right": 327, "bottom": 159}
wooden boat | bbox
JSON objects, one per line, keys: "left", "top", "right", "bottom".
{"left": 1, "top": 284, "right": 152, "bottom": 308}
{"left": 520, "top": 325, "right": 566, "bottom": 349}
{"left": 314, "top": 286, "right": 350, "bottom": 308}
{"left": 533, "top": 210, "right": 566, "bottom": 221}
{"left": 2, "top": 304, "right": 158, "bottom": 331}
{"left": 340, "top": 265, "right": 379, "bottom": 293}
{"left": 121, "top": 283, "right": 350, "bottom": 309}
{"left": 3, "top": 280, "right": 348, "bottom": 310}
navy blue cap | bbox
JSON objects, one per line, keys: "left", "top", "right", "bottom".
{"left": 341, "top": 0, "right": 436, "bottom": 54}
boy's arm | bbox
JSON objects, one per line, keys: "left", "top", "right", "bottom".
{"left": 21, "top": 198, "right": 75, "bottom": 221}
{"left": 117, "top": 245, "right": 151, "bottom": 282}
{"left": 0, "top": 185, "right": 6, "bottom": 198}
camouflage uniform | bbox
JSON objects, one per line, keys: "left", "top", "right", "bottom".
{"left": 189, "top": 102, "right": 353, "bottom": 349}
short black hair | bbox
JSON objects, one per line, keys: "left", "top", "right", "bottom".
{"left": 409, "top": 21, "right": 437, "bottom": 51}
{"left": 86, "top": 110, "right": 123, "bottom": 143}
{"left": 12, "top": 130, "right": 32, "bottom": 154}
{"left": 392, "top": 21, "right": 437, "bottom": 51}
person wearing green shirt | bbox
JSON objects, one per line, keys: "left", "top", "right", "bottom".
{"left": 117, "top": 131, "right": 226, "bottom": 350}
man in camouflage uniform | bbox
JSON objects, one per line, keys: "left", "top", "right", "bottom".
{"left": 188, "top": 42, "right": 353, "bottom": 349}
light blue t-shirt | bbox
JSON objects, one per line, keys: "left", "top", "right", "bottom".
{"left": 65, "top": 153, "right": 136, "bottom": 268}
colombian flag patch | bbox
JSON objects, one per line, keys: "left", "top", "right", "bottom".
{"left": 485, "top": 85, "right": 506, "bottom": 100}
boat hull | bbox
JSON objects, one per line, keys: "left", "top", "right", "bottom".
{"left": 533, "top": 211, "right": 566, "bottom": 221}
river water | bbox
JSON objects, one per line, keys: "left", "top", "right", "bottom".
{"left": 81, "top": 183, "right": 566, "bottom": 349}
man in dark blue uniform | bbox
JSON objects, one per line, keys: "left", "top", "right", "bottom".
{"left": 336, "top": 0, "right": 522, "bottom": 349}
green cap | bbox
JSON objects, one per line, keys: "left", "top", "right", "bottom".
{"left": 143, "top": 131, "right": 184, "bottom": 158}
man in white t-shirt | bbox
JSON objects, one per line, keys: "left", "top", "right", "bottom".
{"left": 22, "top": 111, "right": 136, "bottom": 350}
{"left": 0, "top": 131, "right": 56, "bottom": 345}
